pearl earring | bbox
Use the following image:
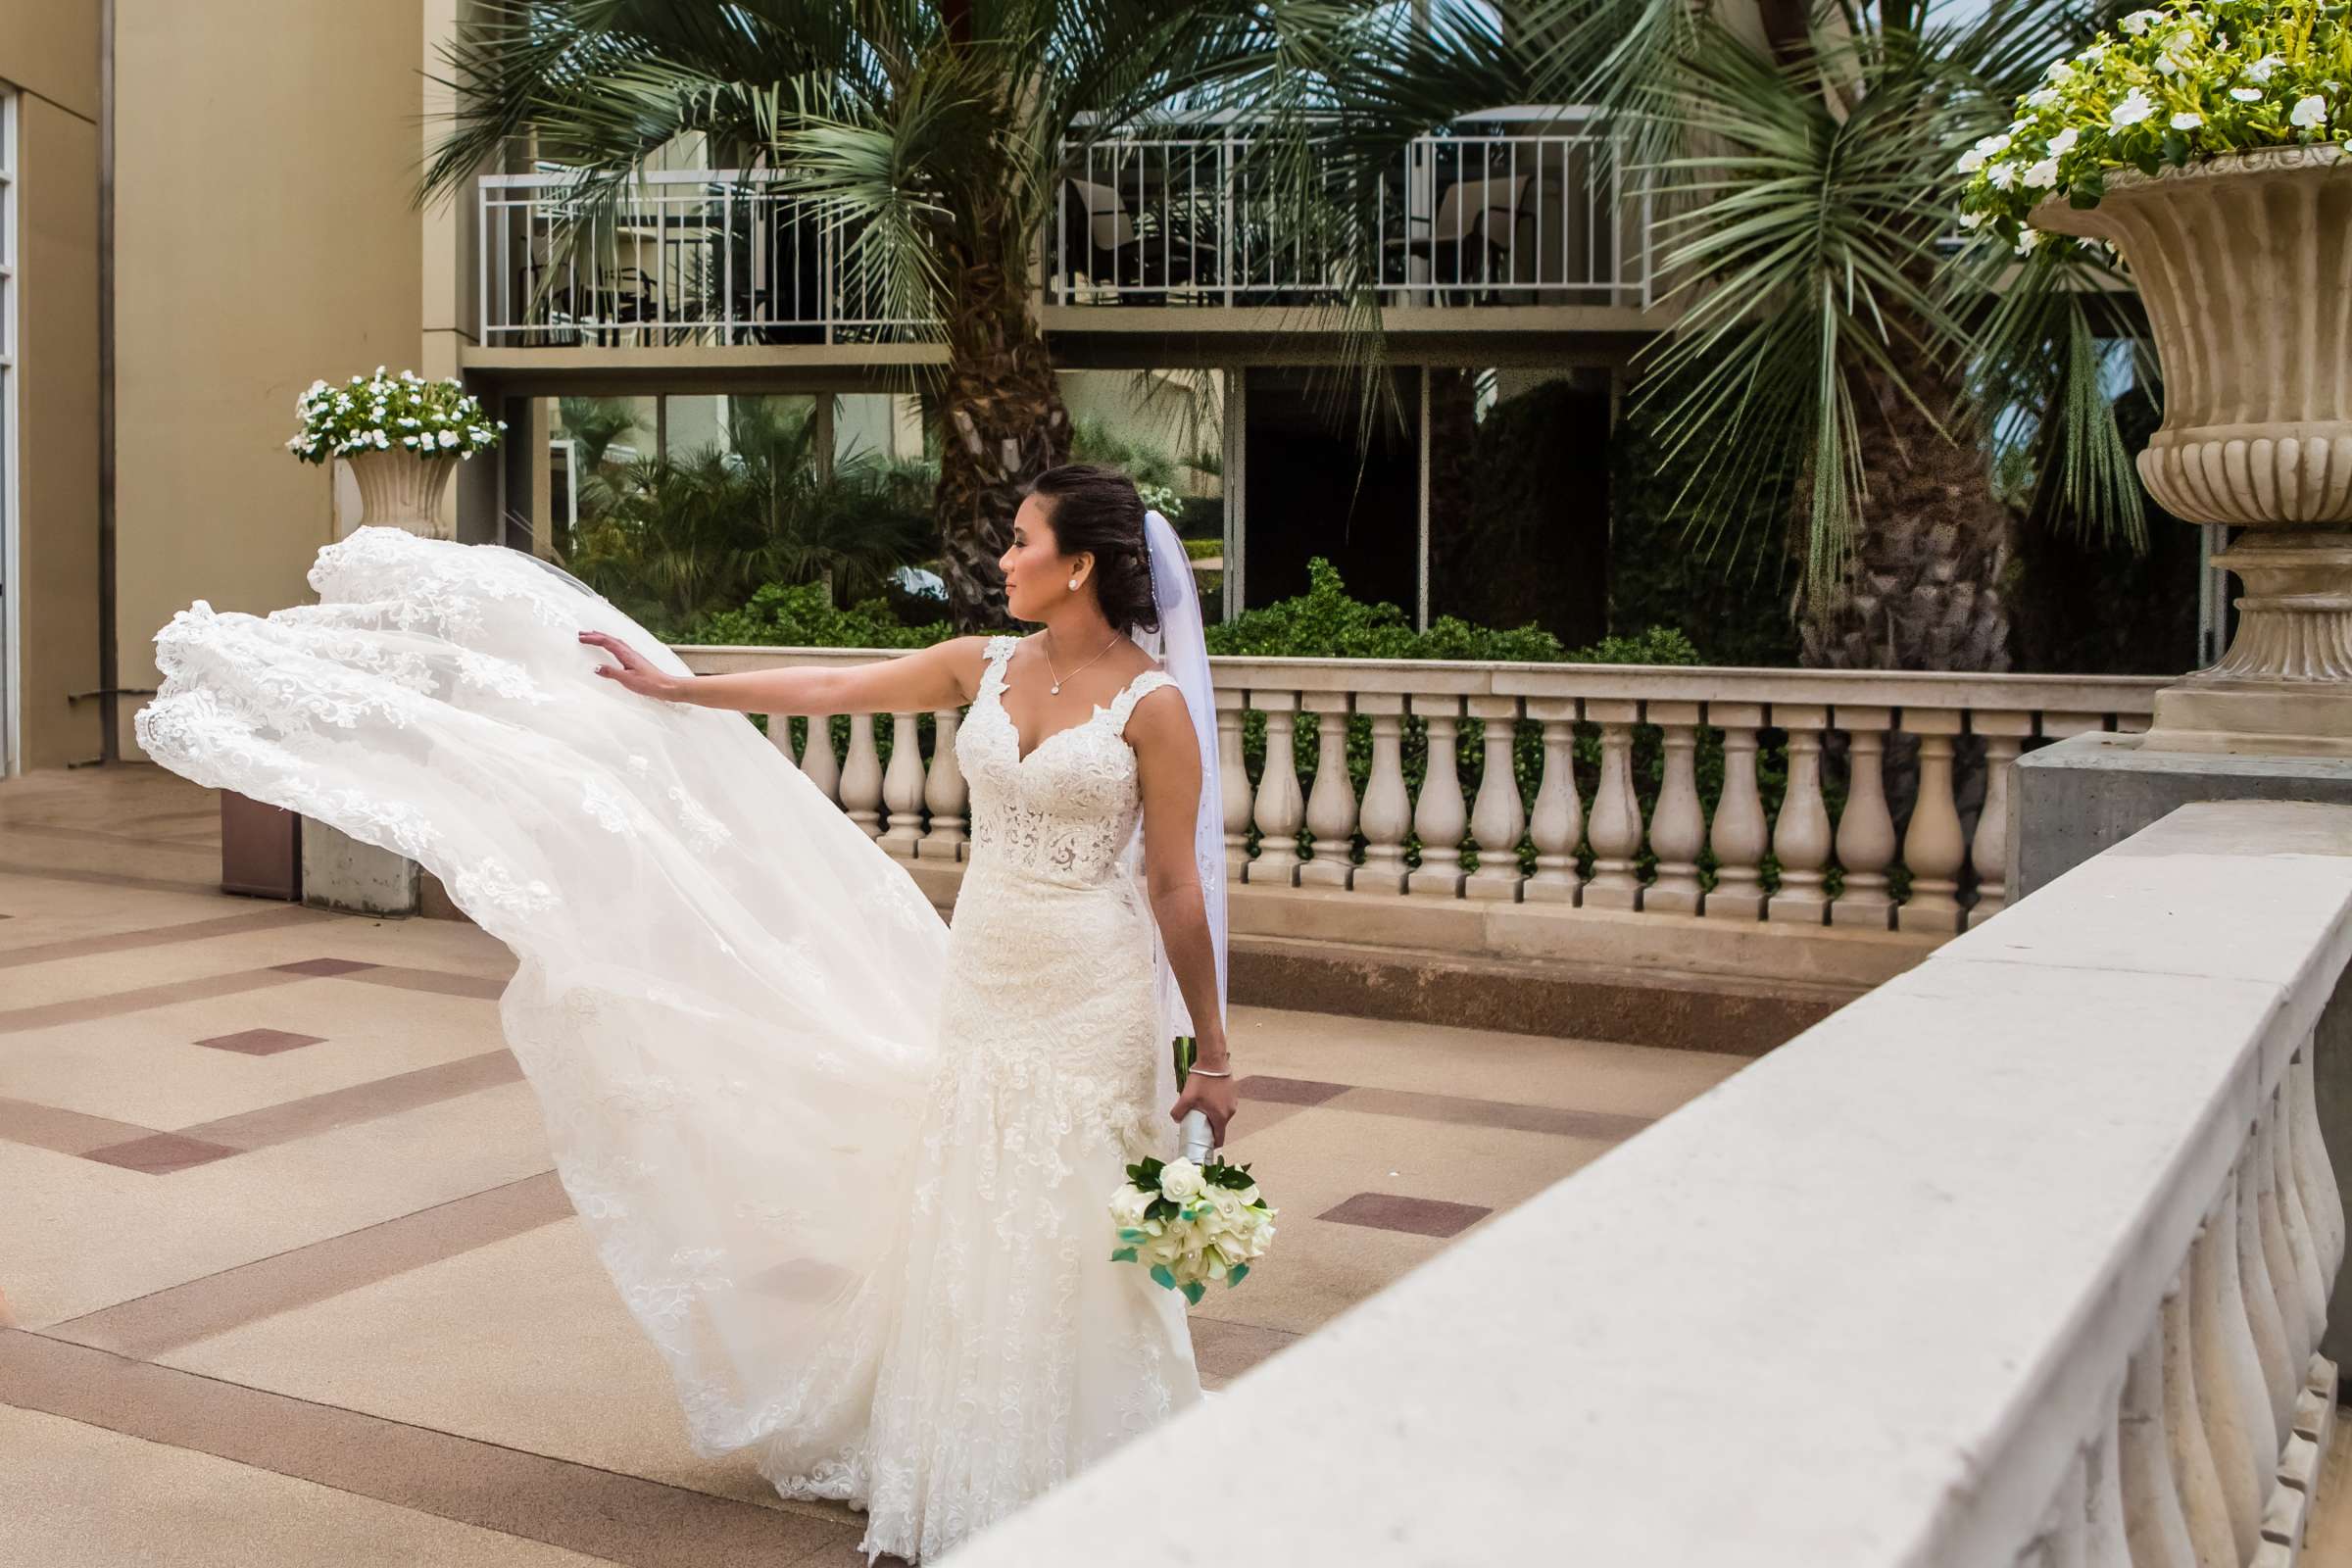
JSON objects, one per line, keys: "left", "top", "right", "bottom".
{"left": 1067, "top": 576, "right": 1080, "bottom": 591}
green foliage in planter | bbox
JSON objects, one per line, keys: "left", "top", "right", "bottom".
{"left": 684, "top": 580, "right": 953, "bottom": 651}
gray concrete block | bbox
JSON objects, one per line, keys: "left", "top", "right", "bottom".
{"left": 299, "top": 817, "right": 419, "bottom": 916}
{"left": 2011, "top": 733, "right": 2352, "bottom": 900}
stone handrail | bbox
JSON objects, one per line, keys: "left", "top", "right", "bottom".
{"left": 675, "top": 646, "right": 2164, "bottom": 931}
{"left": 951, "top": 800, "right": 2350, "bottom": 1564}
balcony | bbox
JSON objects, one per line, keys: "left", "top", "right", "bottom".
{"left": 472, "top": 110, "right": 1653, "bottom": 358}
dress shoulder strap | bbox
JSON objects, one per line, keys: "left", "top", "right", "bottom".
{"left": 1107, "top": 669, "right": 1178, "bottom": 733}
{"left": 978, "top": 635, "right": 1018, "bottom": 697}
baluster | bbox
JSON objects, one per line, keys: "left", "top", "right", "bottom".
{"left": 1356, "top": 694, "right": 1411, "bottom": 896}
{"left": 1524, "top": 700, "right": 1583, "bottom": 905}
{"left": 878, "top": 712, "right": 926, "bottom": 858}
{"left": 1704, "top": 704, "right": 1768, "bottom": 921}
{"left": 1298, "top": 693, "right": 1358, "bottom": 890}
{"left": 1463, "top": 696, "right": 1528, "bottom": 901}
{"left": 1767, "top": 705, "right": 1832, "bottom": 925}
{"left": 762, "top": 714, "right": 799, "bottom": 771}
{"left": 1899, "top": 710, "right": 1967, "bottom": 934}
{"left": 2161, "top": 1268, "right": 2240, "bottom": 1568}
{"left": 919, "top": 709, "right": 967, "bottom": 859}
{"left": 1217, "top": 689, "right": 1251, "bottom": 883}
{"left": 1250, "top": 692, "right": 1305, "bottom": 885}
{"left": 1406, "top": 694, "right": 1467, "bottom": 897}
{"left": 2236, "top": 1142, "right": 2298, "bottom": 1453}
{"left": 1969, "top": 718, "right": 2031, "bottom": 925}
{"left": 2119, "top": 1317, "right": 2198, "bottom": 1568}
{"left": 2190, "top": 1189, "right": 2270, "bottom": 1560}
{"left": 1832, "top": 707, "right": 1896, "bottom": 930}
{"left": 840, "top": 713, "right": 883, "bottom": 838}
{"left": 1581, "top": 702, "right": 1642, "bottom": 909}
{"left": 2272, "top": 1082, "right": 2329, "bottom": 1376}
{"left": 2288, "top": 1042, "right": 2343, "bottom": 1280}
{"left": 2081, "top": 1382, "right": 2132, "bottom": 1568}
{"left": 801, "top": 711, "right": 841, "bottom": 805}
{"left": 1643, "top": 702, "right": 1703, "bottom": 915}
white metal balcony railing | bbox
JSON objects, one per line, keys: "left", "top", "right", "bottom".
{"left": 475, "top": 111, "right": 1650, "bottom": 347}
{"left": 672, "top": 649, "right": 2163, "bottom": 933}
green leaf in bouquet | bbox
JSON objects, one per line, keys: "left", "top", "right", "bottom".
{"left": 1147, "top": 1199, "right": 1179, "bottom": 1224}
{"left": 1180, "top": 1281, "right": 1205, "bottom": 1305}
{"left": 1150, "top": 1264, "right": 1178, "bottom": 1292}
{"left": 1226, "top": 1263, "right": 1250, "bottom": 1287}
{"left": 1109, "top": 1248, "right": 1139, "bottom": 1263}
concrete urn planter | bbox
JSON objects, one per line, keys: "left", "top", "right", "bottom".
{"left": 347, "top": 447, "right": 458, "bottom": 540}
{"left": 2034, "top": 146, "right": 2352, "bottom": 756}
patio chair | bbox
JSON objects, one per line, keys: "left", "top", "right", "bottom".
{"left": 1059, "top": 175, "right": 1212, "bottom": 301}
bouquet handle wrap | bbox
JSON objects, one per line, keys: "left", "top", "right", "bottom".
{"left": 1177, "top": 1108, "right": 1216, "bottom": 1164}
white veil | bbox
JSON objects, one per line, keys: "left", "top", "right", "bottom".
{"left": 1130, "top": 509, "right": 1228, "bottom": 1044}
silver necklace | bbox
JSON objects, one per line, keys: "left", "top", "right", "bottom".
{"left": 1043, "top": 631, "right": 1121, "bottom": 696}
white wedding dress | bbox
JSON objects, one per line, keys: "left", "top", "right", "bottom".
{"left": 135, "top": 526, "right": 1200, "bottom": 1563}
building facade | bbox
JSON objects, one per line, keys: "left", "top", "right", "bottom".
{"left": 1, "top": 3, "right": 1669, "bottom": 776}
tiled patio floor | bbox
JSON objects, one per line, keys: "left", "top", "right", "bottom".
{"left": 0, "top": 766, "right": 1748, "bottom": 1566}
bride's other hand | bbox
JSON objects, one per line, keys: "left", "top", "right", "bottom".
{"left": 578, "top": 630, "right": 682, "bottom": 701}
{"left": 1170, "top": 1070, "right": 1237, "bottom": 1147}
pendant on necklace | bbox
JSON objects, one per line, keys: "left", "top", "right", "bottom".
{"left": 1050, "top": 682, "right": 1062, "bottom": 695}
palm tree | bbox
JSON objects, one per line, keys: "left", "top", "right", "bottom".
{"left": 426, "top": 0, "right": 1356, "bottom": 631}
{"left": 1328, "top": 0, "right": 2148, "bottom": 672}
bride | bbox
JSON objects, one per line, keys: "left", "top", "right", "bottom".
{"left": 135, "top": 463, "right": 1238, "bottom": 1563}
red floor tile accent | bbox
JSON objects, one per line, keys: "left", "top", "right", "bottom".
{"left": 194, "top": 1027, "right": 328, "bottom": 1056}
{"left": 1317, "top": 1192, "right": 1492, "bottom": 1239}
{"left": 79, "top": 1133, "right": 241, "bottom": 1175}
{"left": 269, "top": 957, "right": 381, "bottom": 977}
{"left": 1236, "top": 1074, "right": 1351, "bottom": 1105}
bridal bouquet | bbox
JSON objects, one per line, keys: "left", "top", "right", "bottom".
{"left": 1109, "top": 1153, "right": 1277, "bottom": 1305}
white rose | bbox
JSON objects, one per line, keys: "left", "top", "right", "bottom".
{"left": 2170, "top": 111, "right": 2203, "bottom": 130}
{"left": 1158, "top": 1159, "right": 1205, "bottom": 1204}
{"left": 2110, "top": 89, "right": 2157, "bottom": 127}
{"left": 1110, "top": 1187, "right": 1153, "bottom": 1229}
{"left": 2047, "top": 127, "right": 2081, "bottom": 156}
{"left": 2292, "top": 95, "right": 2328, "bottom": 129}
{"left": 2023, "top": 158, "right": 2059, "bottom": 189}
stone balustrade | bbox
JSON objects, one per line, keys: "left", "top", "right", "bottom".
{"left": 675, "top": 646, "right": 2163, "bottom": 933}
{"left": 947, "top": 800, "right": 2352, "bottom": 1565}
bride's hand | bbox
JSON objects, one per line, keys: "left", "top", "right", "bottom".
{"left": 578, "top": 630, "right": 683, "bottom": 701}
{"left": 1171, "top": 1072, "right": 1238, "bottom": 1147}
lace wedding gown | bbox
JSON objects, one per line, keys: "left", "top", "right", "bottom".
{"left": 134, "top": 526, "right": 1200, "bottom": 1563}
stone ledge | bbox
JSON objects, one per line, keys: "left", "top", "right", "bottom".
{"left": 1225, "top": 935, "right": 1854, "bottom": 1056}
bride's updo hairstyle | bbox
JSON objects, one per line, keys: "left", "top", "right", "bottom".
{"left": 1026, "top": 464, "right": 1161, "bottom": 637}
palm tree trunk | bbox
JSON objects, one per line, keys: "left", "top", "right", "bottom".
{"left": 936, "top": 250, "right": 1069, "bottom": 632}
{"left": 1795, "top": 352, "right": 2015, "bottom": 673}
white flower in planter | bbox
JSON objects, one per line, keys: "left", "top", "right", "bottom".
{"left": 2048, "top": 127, "right": 2081, "bottom": 156}
{"left": 2025, "top": 158, "right": 2061, "bottom": 189}
{"left": 2111, "top": 88, "right": 2158, "bottom": 127}
{"left": 2247, "top": 54, "right": 2282, "bottom": 82}
{"left": 2291, "top": 94, "right": 2328, "bottom": 128}
{"left": 2231, "top": 85, "right": 2265, "bottom": 101}
{"left": 2171, "top": 111, "right": 2205, "bottom": 129}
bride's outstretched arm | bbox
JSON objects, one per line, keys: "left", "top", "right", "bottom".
{"left": 1130, "top": 688, "right": 1239, "bottom": 1141}
{"left": 578, "top": 631, "right": 990, "bottom": 716}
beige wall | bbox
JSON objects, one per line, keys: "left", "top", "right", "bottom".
{"left": 5, "top": 3, "right": 104, "bottom": 769}
{"left": 112, "top": 0, "right": 430, "bottom": 759}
